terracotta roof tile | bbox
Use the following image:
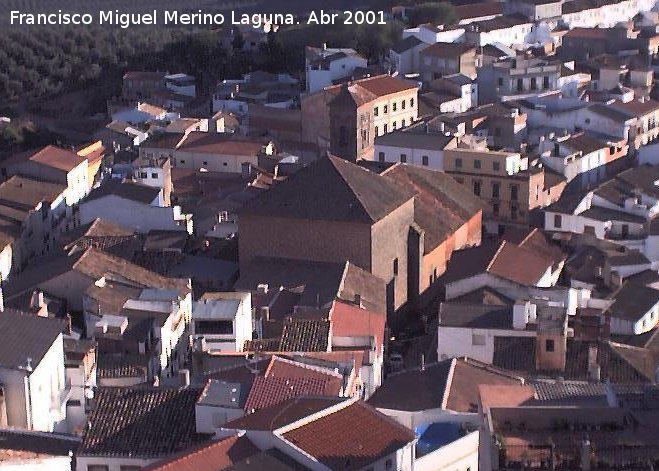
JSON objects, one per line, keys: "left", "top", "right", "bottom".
{"left": 225, "top": 396, "right": 344, "bottom": 431}
{"left": 142, "top": 436, "right": 259, "bottom": 471}
{"left": 80, "top": 387, "right": 210, "bottom": 458}
{"left": 244, "top": 376, "right": 340, "bottom": 412}
{"left": 282, "top": 401, "right": 414, "bottom": 470}
{"left": 487, "top": 241, "right": 554, "bottom": 285}
{"left": 280, "top": 318, "right": 330, "bottom": 352}
{"left": 239, "top": 156, "right": 415, "bottom": 224}
{"left": 330, "top": 300, "right": 385, "bottom": 353}
{"left": 27, "top": 145, "right": 87, "bottom": 173}
{"left": 178, "top": 132, "right": 266, "bottom": 156}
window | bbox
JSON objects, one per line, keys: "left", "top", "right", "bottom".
{"left": 151, "top": 172, "right": 158, "bottom": 179}
{"left": 399, "top": 153, "right": 406, "bottom": 163}
{"left": 472, "top": 333, "right": 486, "bottom": 346}
{"left": 378, "top": 152, "right": 385, "bottom": 163}
{"left": 375, "top": 126, "right": 379, "bottom": 136}
{"left": 139, "top": 171, "right": 147, "bottom": 179}
{"left": 179, "top": 159, "right": 186, "bottom": 165}
{"left": 530, "top": 77, "right": 537, "bottom": 90}
{"left": 492, "top": 182, "right": 500, "bottom": 198}
{"left": 223, "top": 162, "right": 228, "bottom": 166}
{"left": 422, "top": 155, "right": 429, "bottom": 166}
{"left": 384, "top": 124, "right": 388, "bottom": 133}
{"left": 374, "top": 106, "right": 379, "bottom": 117}
{"left": 385, "top": 459, "right": 394, "bottom": 470}
{"left": 392, "top": 121, "right": 397, "bottom": 130}
{"left": 493, "top": 161, "right": 500, "bottom": 171}
{"left": 455, "top": 158, "right": 463, "bottom": 168}
{"left": 410, "top": 98, "right": 415, "bottom": 107}
{"left": 554, "top": 214, "right": 562, "bottom": 228}
{"left": 543, "top": 76, "right": 550, "bottom": 89}
{"left": 392, "top": 102, "right": 397, "bottom": 112}
{"left": 474, "top": 159, "right": 481, "bottom": 169}
{"left": 393, "top": 258, "right": 399, "bottom": 276}
{"left": 203, "top": 161, "right": 208, "bottom": 166}
{"left": 196, "top": 320, "right": 233, "bottom": 335}
{"left": 511, "top": 204, "right": 518, "bottom": 220}
{"left": 384, "top": 104, "right": 389, "bottom": 114}
{"left": 517, "top": 78, "right": 523, "bottom": 92}
{"left": 402, "top": 100, "right": 406, "bottom": 110}
{"left": 498, "top": 77, "right": 504, "bottom": 87}
{"left": 621, "top": 224, "right": 629, "bottom": 238}
{"left": 511, "top": 184, "right": 519, "bottom": 201}
{"left": 545, "top": 339, "right": 555, "bottom": 352}
{"left": 493, "top": 202, "right": 500, "bottom": 216}
{"left": 473, "top": 180, "right": 481, "bottom": 196}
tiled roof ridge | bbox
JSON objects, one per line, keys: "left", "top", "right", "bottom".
{"left": 485, "top": 240, "right": 507, "bottom": 272}
{"left": 266, "top": 355, "right": 343, "bottom": 379}
{"left": 142, "top": 435, "right": 254, "bottom": 471}
{"left": 274, "top": 397, "right": 356, "bottom": 435}
{"left": 458, "top": 356, "right": 527, "bottom": 383}
{"left": 518, "top": 227, "right": 541, "bottom": 247}
{"left": 326, "top": 155, "right": 387, "bottom": 221}
{"left": 604, "top": 340, "right": 657, "bottom": 381}
{"left": 441, "top": 358, "right": 457, "bottom": 409}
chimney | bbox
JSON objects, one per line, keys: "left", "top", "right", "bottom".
{"left": 535, "top": 309, "right": 568, "bottom": 372}
{"left": 354, "top": 293, "right": 362, "bottom": 307}
{"left": 420, "top": 354, "right": 425, "bottom": 371}
{"left": 513, "top": 301, "right": 536, "bottom": 329}
{"left": 261, "top": 306, "right": 270, "bottom": 322}
{"left": 580, "top": 439, "right": 592, "bottom": 471}
{"left": 178, "top": 368, "right": 190, "bottom": 387}
{"left": 256, "top": 283, "right": 269, "bottom": 295}
{"left": 588, "top": 344, "right": 600, "bottom": 381}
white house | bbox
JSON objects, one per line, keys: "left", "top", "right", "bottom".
{"left": 368, "top": 357, "right": 523, "bottom": 471}
{"left": 0, "top": 311, "right": 68, "bottom": 433}
{"left": 223, "top": 397, "right": 416, "bottom": 471}
{"left": 165, "top": 73, "right": 196, "bottom": 97}
{"left": 373, "top": 126, "right": 458, "bottom": 170}
{"left": 305, "top": 46, "right": 368, "bottom": 93}
{"left": 604, "top": 282, "right": 659, "bottom": 335}
{"left": 79, "top": 180, "right": 192, "bottom": 234}
{"left": 191, "top": 292, "right": 253, "bottom": 353}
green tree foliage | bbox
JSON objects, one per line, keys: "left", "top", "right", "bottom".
{"left": 408, "top": 2, "right": 457, "bottom": 27}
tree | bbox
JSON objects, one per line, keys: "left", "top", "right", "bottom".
{"left": 408, "top": 2, "right": 457, "bottom": 27}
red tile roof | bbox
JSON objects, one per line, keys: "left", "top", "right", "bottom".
{"left": 348, "top": 75, "right": 418, "bottom": 98}
{"left": 330, "top": 300, "right": 385, "bottom": 353}
{"left": 224, "top": 397, "right": 345, "bottom": 431}
{"left": 487, "top": 240, "right": 554, "bottom": 285}
{"left": 28, "top": 145, "right": 87, "bottom": 172}
{"left": 141, "top": 436, "right": 259, "bottom": 471}
{"left": 455, "top": 2, "right": 503, "bottom": 19}
{"left": 244, "top": 376, "right": 341, "bottom": 412}
{"left": 178, "top": 132, "right": 265, "bottom": 156}
{"left": 265, "top": 355, "right": 340, "bottom": 380}
{"left": 242, "top": 356, "right": 344, "bottom": 412}
{"left": 564, "top": 27, "right": 610, "bottom": 39}
{"left": 282, "top": 401, "right": 415, "bottom": 470}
